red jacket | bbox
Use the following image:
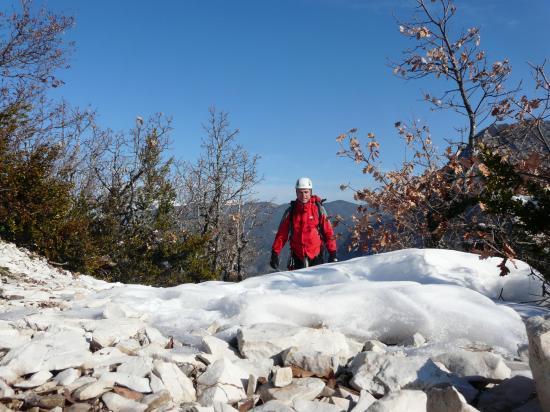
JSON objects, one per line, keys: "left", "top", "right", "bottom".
{"left": 272, "top": 195, "right": 337, "bottom": 260}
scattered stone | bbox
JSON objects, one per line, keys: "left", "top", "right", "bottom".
{"left": 36, "top": 394, "right": 65, "bottom": 409}
{"left": 233, "top": 358, "right": 273, "bottom": 380}
{"left": 259, "top": 377, "right": 326, "bottom": 404}
{"left": 64, "top": 403, "right": 92, "bottom": 412}
{"left": 367, "top": 389, "right": 427, "bottom": 412}
{"left": 103, "top": 303, "right": 141, "bottom": 320}
{"left": 83, "top": 346, "right": 132, "bottom": 369}
{"left": 116, "top": 339, "right": 142, "bottom": 355}
{"left": 100, "top": 372, "right": 152, "bottom": 393}
{"left": 113, "top": 385, "right": 144, "bottom": 401}
{"left": 142, "top": 390, "right": 172, "bottom": 411}
{"left": 252, "top": 400, "right": 296, "bottom": 411}
{"left": 33, "top": 380, "right": 59, "bottom": 394}
{"left": 102, "top": 391, "right": 147, "bottom": 411}
{"left": 72, "top": 379, "right": 113, "bottom": 400}
{"left": 526, "top": 315, "right": 550, "bottom": 412}
{"left": 153, "top": 360, "right": 196, "bottom": 403}
{"left": 65, "top": 376, "right": 97, "bottom": 393}
{"left": 14, "top": 370, "right": 53, "bottom": 388}
{"left": 0, "top": 378, "right": 15, "bottom": 398}
{"left": 362, "top": 340, "right": 387, "bottom": 353}
{"left": 330, "top": 396, "right": 350, "bottom": 411}
{"left": 148, "top": 372, "right": 166, "bottom": 393}
{"left": 0, "top": 366, "right": 18, "bottom": 384}
{"left": 293, "top": 399, "right": 342, "bottom": 412}
{"left": 196, "top": 358, "right": 246, "bottom": 406}
{"left": 0, "top": 331, "right": 90, "bottom": 375}
{"left": 273, "top": 367, "right": 293, "bottom": 387}
{"left": 427, "top": 385, "right": 479, "bottom": 412}
{"left": 336, "top": 386, "right": 359, "bottom": 403}
{"left": 350, "top": 390, "right": 377, "bottom": 412}
{"left": 0, "top": 328, "right": 31, "bottom": 350}
{"left": 201, "top": 335, "right": 239, "bottom": 360}
{"left": 477, "top": 375, "right": 536, "bottom": 412}
{"left": 349, "top": 352, "right": 477, "bottom": 402}
{"left": 237, "top": 323, "right": 355, "bottom": 363}
{"left": 144, "top": 327, "right": 170, "bottom": 347}
{"left": 402, "top": 332, "right": 426, "bottom": 347}
{"left": 433, "top": 350, "right": 511, "bottom": 381}
{"left": 117, "top": 356, "right": 153, "bottom": 377}
{"left": 54, "top": 367, "right": 81, "bottom": 386}
{"left": 282, "top": 347, "right": 338, "bottom": 377}
{"left": 247, "top": 373, "right": 258, "bottom": 397}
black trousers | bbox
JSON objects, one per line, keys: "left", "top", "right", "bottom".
{"left": 289, "top": 253, "right": 324, "bottom": 270}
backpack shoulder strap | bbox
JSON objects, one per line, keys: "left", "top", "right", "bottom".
{"left": 316, "top": 200, "right": 328, "bottom": 242}
{"left": 288, "top": 201, "right": 296, "bottom": 240}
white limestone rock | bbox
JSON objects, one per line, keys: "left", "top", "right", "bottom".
{"left": 99, "top": 372, "right": 152, "bottom": 393}
{"left": 367, "top": 390, "right": 427, "bottom": 412}
{"left": 349, "top": 352, "right": 477, "bottom": 402}
{"left": 144, "top": 326, "right": 170, "bottom": 347}
{"left": 402, "top": 332, "right": 427, "bottom": 348}
{"left": 526, "top": 315, "right": 550, "bottom": 412}
{"left": 84, "top": 318, "right": 144, "bottom": 348}
{"left": 141, "top": 390, "right": 173, "bottom": 411}
{"left": 237, "top": 323, "right": 356, "bottom": 363}
{"left": 477, "top": 375, "right": 536, "bottom": 412}
{"left": 53, "top": 368, "right": 81, "bottom": 386}
{"left": 73, "top": 380, "right": 113, "bottom": 401}
{"left": 116, "top": 338, "right": 142, "bottom": 355}
{"left": 273, "top": 367, "right": 293, "bottom": 388}
{"left": 201, "top": 335, "right": 240, "bottom": 361}
{"left": 362, "top": 340, "right": 387, "bottom": 353}
{"left": 0, "top": 366, "right": 19, "bottom": 384}
{"left": 117, "top": 356, "right": 153, "bottom": 377}
{"left": 102, "top": 391, "right": 147, "bottom": 412}
{"left": 0, "top": 379, "right": 15, "bottom": 398}
{"left": 0, "top": 331, "right": 90, "bottom": 375}
{"left": 148, "top": 372, "right": 167, "bottom": 393}
{"left": 259, "top": 377, "right": 326, "bottom": 405}
{"left": 196, "top": 358, "right": 246, "bottom": 406}
{"left": 330, "top": 396, "right": 351, "bottom": 411}
{"left": 293, "top": 399, "right": 342, "bottom": 412}
{"left": 0, "top": 328, "right": 31, "bottom": 350}
{"left": 350, "top": 390, "right": 377, "bottom": 412}
{"left": 14, "top": 370, "right": 52, "bottom": 388}
{"left": 65, "top": 376, "right": 97, "bottom": 393}
{"left": 282, "top": 346, "right": 339, "bottom": 377}
{"left": 153, "top": 360, "right": 196, "bottom": 403}
{"left": 83, "top": 347, "right": 133, "bottom": 369}
{"left": 252, "top": 400, "right": 297, "bottom": 411}
{"left": 432, "top": 350, "right": 511, "bottom": 381}
{"left": 427, "top": 386, "right": 479, "bottom": 412}
{"left": 233, "top": 357, "right": 273, "bottom": 380}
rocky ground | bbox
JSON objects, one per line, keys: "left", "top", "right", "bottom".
{"left": 0, "top": 241, "right": 549, "bottom": 412}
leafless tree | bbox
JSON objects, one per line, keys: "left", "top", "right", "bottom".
{"left": 179, "top": 107, "right": 262, "bottom": 280}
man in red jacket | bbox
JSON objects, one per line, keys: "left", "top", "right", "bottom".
{"left": 270, "top": 177, "right": 338, "bottom": 270}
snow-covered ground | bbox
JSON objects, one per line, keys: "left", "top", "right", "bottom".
{"left": 2, "top": 240, "right": 550, "bottom": 411}
{"left": 1, "top": 241, "right": 547, "bottom": 358}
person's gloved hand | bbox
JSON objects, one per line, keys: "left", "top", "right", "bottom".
{"left": 328, "top": 252, "right": 338, "bottom": 263}
{"left": 270, "top": 251, "right": 279, "bottom": 269}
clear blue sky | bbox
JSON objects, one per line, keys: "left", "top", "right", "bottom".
{"left": 27, "top": 0, "right": 550, "bottom": 203}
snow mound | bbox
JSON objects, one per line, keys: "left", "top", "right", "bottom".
{"left": 68, "top": 249, "right": 542, "bottom": 355}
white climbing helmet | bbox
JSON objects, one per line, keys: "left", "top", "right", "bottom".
{"left": 295, "top": 177, "right": 313, "bottom": 190}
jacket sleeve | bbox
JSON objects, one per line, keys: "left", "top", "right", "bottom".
{"left": 320, "top": 207, "right": 337, "bottom": 254}
{"left": 271, "top": 208, "right": 291, "bottom": 255}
